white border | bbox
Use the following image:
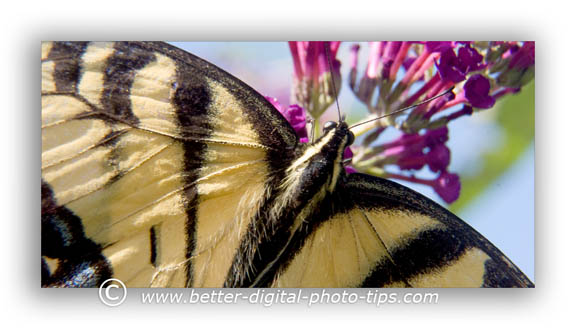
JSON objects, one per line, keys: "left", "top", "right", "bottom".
{"left": 4, "top": 0, "right": 572, "bottom": 327}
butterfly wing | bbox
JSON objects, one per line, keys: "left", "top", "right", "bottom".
{"left": 41, "top": 42, "right": 299, "bottom": 287}
{"left": 272, "top": 173, "right": 534, "bottom": 288}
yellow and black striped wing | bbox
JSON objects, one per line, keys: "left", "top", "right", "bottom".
{"left": 41, "top": 41, "right": 299, "bottom": 287}
{"left": 272, "top": 174, "right": 533, "bottom": 287}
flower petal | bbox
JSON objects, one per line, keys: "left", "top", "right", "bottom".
{"left": 437, "top": 49, "right": 466, "bottom": 83}
{"left": 464, "top": 74, "right": 495, "bottom": 109}
{"left": 433, "top": 171, "right": 461, "bottom": 203}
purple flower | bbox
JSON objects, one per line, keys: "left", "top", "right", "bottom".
{"left": 432, "top": 171, "right": 461, "bottom": 203}
{"left": 383, "top": 134, "right": 426, "bottom": 158}
{"left": 396, "top": 150, "right": 427, "bottom": 171}
{"left": 402, "top": 56, "right": 417, "bottom": 72}
{"left": 266, "top": 96, "right": 308, "bottom": 142}
{"left": 348, "top": 44, "right": 361, "bottom": 91}
{"left": 290, "top": 41, "right": 339, "bottom": 81}
{"left": 366, "top": 42, "right": 385, "bottom": 78}
{"left": 289, "top": 41, "right": 342, "bottom": 118}
{"left": 425, "top": 127, "right": 449, "bottom": 145}
{"left": 495, "top": 41, "right": 535, "bottom": 88}
{"left": 427, "top": 144, "right": 451, "bottom": 172}
{"left": 343, "top": 146, "right": 354, "bottom": 159}
{"left": 509, "top": 41, "right": 535, "bottom": 69}
{"left": 422, "top": 90, "right": 455, "bottom": 119}
{"left": 349, "top": 44, "right": 360, "bottom": 71}
{"left": 425, "top": 41, "right": 453, "bottom": 53}
{"left": 381, "top": 127, "right": 450, "bottom": 172}
{"left": 464, "top": 74, "right": 495, "bottom": 109}
{"left": 352, "top": 42, "right": 421, "bottom": 107}
{"left": 437, "top": 46, "right": 484, "bottom": 83}
{"left": 381, "top": 42, "right": 403, "bottom": 79}
{"left": 437, "top": 49, "right": 467, "bottom": 83}
{"left": 445, "top": 105, "right": 474, "bottom": 122}
{"left": 458, "top": 45, "right": 484, "bottom": 73}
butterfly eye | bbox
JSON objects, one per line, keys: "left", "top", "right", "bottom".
{"left": 323, "top": 121, "right": 337, "bottom": 133}
{"left": 346, "top": 131, "right": 355, "bottom": 146}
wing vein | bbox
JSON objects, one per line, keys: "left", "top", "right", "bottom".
{"left": 346, "top": 212, "right": 364, "bottom": 277}
{"left": 361, "top": 211, "right": 413, "bottom": 288}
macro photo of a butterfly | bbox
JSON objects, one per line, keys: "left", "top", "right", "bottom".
{"left": 41, "top": 41, "right": 534, "bottom": 288}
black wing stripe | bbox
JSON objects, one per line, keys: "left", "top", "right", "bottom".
{"left": 172, "top": 60, "right": 213, "bottom": 287}
{"left": 482, "top": 259, "right": 534, "bottom": 287}
{"left": 361, "top": 227, "right": 469, "bottom": 287}
{"left": 100, "top": 42, "right": 156, "bottom": 126}
{"left": 46, "top": 42, "right": 89, "bottom": 93}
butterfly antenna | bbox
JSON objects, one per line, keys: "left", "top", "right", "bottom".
{"left": 325, "top": 42, "right": 342, "bottom": 123}
{"left": 348, "top": 86, "right": 455, "bottom": 129}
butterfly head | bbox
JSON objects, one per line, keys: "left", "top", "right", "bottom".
{"left": 321, "top": 120, "right": 355, "bottom": 149}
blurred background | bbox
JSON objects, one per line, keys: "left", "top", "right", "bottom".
{"left": 171, "top": 42, "right": 534, "bottom": 281}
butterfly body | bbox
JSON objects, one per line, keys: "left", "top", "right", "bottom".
{"left": 41, "top": 41, "right": 533, "bottom": 288}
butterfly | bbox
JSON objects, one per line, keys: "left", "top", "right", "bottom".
{"left": 41, "top": 41, "right": 534, "bottom": 288}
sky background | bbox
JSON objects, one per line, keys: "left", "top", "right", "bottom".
{"left": 171, "top": 42, "right": 534, "bottom": 281}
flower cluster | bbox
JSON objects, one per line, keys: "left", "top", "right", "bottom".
{"left": 288, "top": 41, "right": 342, "bottom": 119}
{"left": 272, "top": 41, "right": 535, "bottom": 203}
